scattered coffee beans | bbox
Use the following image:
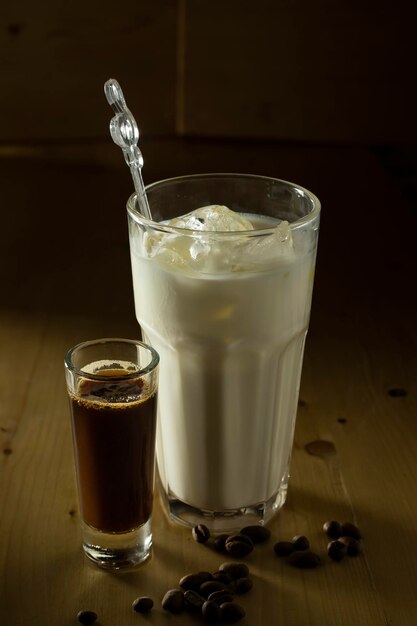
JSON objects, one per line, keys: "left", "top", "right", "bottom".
{"left": 323, "top": 520, "right": 343, "bottom": 539}
{"left": 225, "top": 534, "right": 254, "bottom": 558}
{"left": 77, "top": 611, "right": 98, "bottom": 625}
{"left": 113, "top": 516, "right": 367, "bottom": 625}
{"left": 220, "top": 601, "right": 246, "bottom": 623}
{"left": 194, "top": 523, "right": 270, "bottom": 556}
{"left": 160, "top": 519, "right": 363, "bottom": 624}
{"left": 192, "top": 524, "right": 211, "bottom": 543}
{"left": 240, "top": 525, "right": 271, "bottom": 543}
{"left": 323, "top": 520, "right": 361, "bottom": 541}
{"left": 287, "top": 550, "right": 321, "bottom": 569}
{"left": 274, "top": 520, "right": 364, "bottom": 568}
{"left": 162, "top": 589, "right": 184, "bottom": 613}
{"left": 160, "top": 561, "right": 250, "bottom": 623}
{"left": 291, "top": 535, "right": 310, "bottom": 551}
{"left": 273, "top": 540, "right": 294, "bottom": 557}
{"left": 323, "top": 520, "right": 362, "bottom": 560}
{"left": 132, "top": 596, "right": 153, "bottom": 613}
{"left": 327, "top": 540, "right": 348, "bottom": 561}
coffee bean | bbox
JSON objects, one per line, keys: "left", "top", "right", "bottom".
{"left": 233, "top": 577, "right": 253, "bottom": 594}
{"left": 327, "top": 540, "right": 347, "bottom": 561}
{"left": 220, "top": 601, "right": 246, "bottom": 623}
{"left": 226, "top": 534, "right": 253, "bottom": 547}
{"left": 132, "top": 596, "right": 154, "bottom": 613}
{"left": 291, "top": 535, "right": 310, "bottom": 551}
{"left": 200, "top": 580, "right": 228, "bottom": 598}
{"left": 202, "top": 600, "right": 222, "bottom": 623}
{"left": 162, "top": 589, "right": 184, "bottom": 613}
{"left": 213, "top": 533, "right": 229, "bottom": 552}
{"left": 323, "top": 520, "right": 343, "bottom": 539}
{"left": 225, "top": 534, "right": 254, "bottom": 558}
{"left": 192, "top": 524, "right": 211, "bottom": 543}
{"left": 180, "top": 571, "right": 213, "bottom": 591}
{"left": 287, "top": 550, "right": 321, "bottom": 569}
{"left": 340, "top": 536, "right": 361, "bottom": 556}
{"left": 341, "top": 522, "right": 361, "bottom": 540}
{"left": 225, "top": 540, "right": 253, "bottom": 558}
{"left": 184, "top": 589, "right": 205, "bottom": 612}
{"left": 212, "top": 571, "right": 233, "bottom": 585}
{"left": 180, "top": 573, "right": 201, "bottom": 591}
{"left": 273, "top": 541, "right": 294, "bottom": 557}
{"left": 388, "top": 387, "right": 407, "bottom": 397}
{"left": 240, "top": 525, "right": 271, "bottom": 543}
{"left": 77, "top": 611, "right": 97, "bottom": 625}
{"left": 208, "top": 589, "right": 235, "bottom": 605}
{"left": 219, "top": 562, "right": 250, "bottom": 580}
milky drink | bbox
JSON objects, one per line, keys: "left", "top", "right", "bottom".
{"left": 128, "top": 202, "right": 317, "bottom": 514}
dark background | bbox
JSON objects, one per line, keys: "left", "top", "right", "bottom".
{"left": 0, "top": 0, "right": 416, "bottom": 327}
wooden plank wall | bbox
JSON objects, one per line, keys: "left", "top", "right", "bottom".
{"left": 0, "top": 0, "right": 177, "bottom": 141}
{"left": 0, "top": 0, "right": 415, "bottom": 144}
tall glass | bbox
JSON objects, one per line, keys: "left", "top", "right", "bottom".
{"left": 64, "top": 338, "right": 159, "bottom": 568}
{"left": 127, "top": 174, "right": 320, "bottom": 532}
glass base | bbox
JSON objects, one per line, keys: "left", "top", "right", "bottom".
{"left": 81, "top": 518, "right": 152, "bottom": 570}
{"left": 159, "top": 481, "right": 288, "bottom": 534}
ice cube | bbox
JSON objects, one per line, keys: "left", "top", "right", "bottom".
{"left": 168, "top": 205, "right": 254, "bottom": 232}
{"left": 230, "top": 220, "right": 294, "bottom": 270}
{"left": 143, "top": 207, "right": 293, "bottom": 273}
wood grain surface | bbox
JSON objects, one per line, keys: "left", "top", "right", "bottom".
{"left": 0, "top": 141, "right": 416, "bottom": 625}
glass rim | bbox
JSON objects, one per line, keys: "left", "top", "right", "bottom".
{"left": 64, "top": 338, "right": 159, "bottom": 381}
{"left": 126, "top": 172, "right": 321, "bottom": 235}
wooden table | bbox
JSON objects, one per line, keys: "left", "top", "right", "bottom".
{"left": 1, "top": 141, "right": 416, "bottom": 625}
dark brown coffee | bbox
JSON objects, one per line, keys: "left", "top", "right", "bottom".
{"left": 69, "top": 370, "right": 157, "bottom": 533}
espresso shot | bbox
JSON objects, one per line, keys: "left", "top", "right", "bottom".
{"left": 64, "top": 339, "right": 159, "bottom": 569}
{"left": 69, "top": 371, "right": 157, "bottom": 533}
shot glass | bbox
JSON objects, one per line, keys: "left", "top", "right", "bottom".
{"left": 64, "top": 338, "right": 159, "bottom": 569}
